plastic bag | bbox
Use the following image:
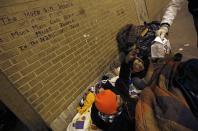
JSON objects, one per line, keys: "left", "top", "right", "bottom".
{"left": 151, "top": 36, "right": 171, "bottom": 58}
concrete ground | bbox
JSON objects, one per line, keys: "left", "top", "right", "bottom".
{"left": 168, "top": 1, "right": 198, "bottom": 60}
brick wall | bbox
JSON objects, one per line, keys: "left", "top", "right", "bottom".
{"left": 145, "top": 0, "right": 170, "bottom": 20}
{"left": 0, "top": 0, "right": 139, "bottom": 124}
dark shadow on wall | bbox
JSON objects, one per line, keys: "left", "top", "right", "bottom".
{"left": 0, "top": 101, "right": 30, "bottom": 131}
{"left": 0, "top": 70, "right": 52, "bottom": 131}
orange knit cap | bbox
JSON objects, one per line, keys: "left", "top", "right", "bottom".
{"left": 95, "top": 90, "right": 118, "bottom": 115}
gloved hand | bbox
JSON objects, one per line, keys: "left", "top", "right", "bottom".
{"left": 156, "top": 26, "right": 169, "bottom": 39}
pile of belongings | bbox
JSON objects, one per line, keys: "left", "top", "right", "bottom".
{"left": 67, "top": 77, "right": 120, "bottom": 131}
{"left": 116, "top": 21, "right": 161, "bottom": 78}
{"left": 67, "top": 21, "right": 198, "bottom": 131}
{"left": 116, "top": 21, "right": 160, "bottom": 61}
{"left": 116, "top": 22, "right": 198, "bottom": 130}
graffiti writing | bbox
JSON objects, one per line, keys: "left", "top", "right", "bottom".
{"left": 59, "top": 19, "right": 74, "bottom": 27}
{"left": 35, "top": 27, "right": 52, "bottom": 37}
{"left": 24, "top": 10, "right": 41, "bottom": 17}
{"left": 50, "top": 18, "right": 61, "bottom": 24}
{"left": 0, "top": 16, "right": 17, "bottom": 25}
{"left": 32, "top": 24, "right": 47, "bottom": 31}
{"left": 30, "top": 39, "right": 39, "bottom": 46}
{"left": 43, "top": 6, "right": 54, "bottom": 13}
{"left": 10, "top": 29, "right": 30, "bottom": 39}
{"left": 1, "top": 0, "right": 79, "bottom": 52}
{"left": 57, "top": 1, "right": 73, "bottom": 10}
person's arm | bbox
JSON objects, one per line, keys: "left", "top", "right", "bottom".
{"left": 115, "top": 51, "right": 134, "bottom": 100}
{"left": 115, "top": 61, "right": 131, "bottom": 100}
{"left": 119, "top": 50, "right": 135, "bottom": 83}
{"left": 156, "top": 0, "right": 185, "bottom": 39}
{"left": 119, "top": 61, "right": 131, "bottom": 83}
{"left": 161, "top": 0, "right": 185, "bottom": 25}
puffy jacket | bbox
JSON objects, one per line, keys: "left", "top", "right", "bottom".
{"left": 161, "top": 0, "right": 198, "bottom": 25}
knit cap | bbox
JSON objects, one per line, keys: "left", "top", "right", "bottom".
{"left": 95, "top": 90, "right": 118, "bottom": 115}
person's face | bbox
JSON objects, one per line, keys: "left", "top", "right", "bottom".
{"left": 132, "top": 58, "right": 144, "bottom": 73}
{"left": 127, "top": 49, "right": 138, "bottom": 60}
{"left": 98, "top": 88, "right": 104, "bottom": 93}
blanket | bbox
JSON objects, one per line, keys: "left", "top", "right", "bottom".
{"left": 135, "top": 60, "right": 198, "bottom": 131}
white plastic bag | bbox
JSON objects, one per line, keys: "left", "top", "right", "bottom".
{"left": 151, "top": 36, "right": 171, "bottom": 58}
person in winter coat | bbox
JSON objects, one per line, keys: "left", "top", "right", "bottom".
{"left": 156, "top": 0, "right": 198, "bottom": 47}
{"left": 91, "top": 50, "right": 138, "bottom": 131}
{"left": 116, "top": 24, "right": 150, "bottom": 90}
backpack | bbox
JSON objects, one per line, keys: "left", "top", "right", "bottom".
{"left": 116, "top": 21, "right": 160, "bottom": 78}
{"left": 116, "top": 21, "right": 160, "bottom": 61}
{"left": 137, "top": 21, "right": 160, "bottom": 58}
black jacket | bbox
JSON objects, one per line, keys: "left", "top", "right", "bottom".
{"left": 174, "top": 58, "right": 198, "bottom": 118}
{"left": 91, "top": 62, "right": 137, "bottom": 131}
{"left": 188, "top": 0, "right": 198, "bottom": 16}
